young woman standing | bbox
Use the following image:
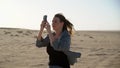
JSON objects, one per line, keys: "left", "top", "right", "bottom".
{"left": 36, "top": 13, "right": 74, "bottom": 68}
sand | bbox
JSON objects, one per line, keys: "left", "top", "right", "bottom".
{"left": 0, "top": 28, "right": 120, "bottom": 68}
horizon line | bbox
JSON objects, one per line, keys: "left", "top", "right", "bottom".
{"left": 0, "top": 27, "right": 120, "bottom": 32}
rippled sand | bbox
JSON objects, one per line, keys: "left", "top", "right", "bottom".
{"left": 0, "top": 28, "right": 120, "bottom": 68}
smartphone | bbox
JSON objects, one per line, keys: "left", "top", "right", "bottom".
{"left": 43, "top": 15, "right": 47, "bottom": 22}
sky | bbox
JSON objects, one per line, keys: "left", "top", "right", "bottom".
{"left": 0, "top": 0, "right": 120, "bottom": 30}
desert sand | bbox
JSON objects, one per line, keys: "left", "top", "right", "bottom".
{"left": 0, "top": 28, "right": 120, "bottom": 68}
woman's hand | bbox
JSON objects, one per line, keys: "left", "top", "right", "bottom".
{"left": 40, "top": 21, "right": 46, "bottom": 30}
{"left": 45, "top": 22, "right": 51, "bottom": 32}
{"left": 44, "top": 22, "right": 55, "bottom": 45}
{"left": 37, "top": 21, "right": 47, "bottom": 40}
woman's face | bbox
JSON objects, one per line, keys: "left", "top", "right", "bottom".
{"left": 52, "top": 17, "right": 64, "bottom": 31}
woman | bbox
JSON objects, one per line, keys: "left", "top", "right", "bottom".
{"left": 36, "top": 13, "right": 74, "bottom": 68}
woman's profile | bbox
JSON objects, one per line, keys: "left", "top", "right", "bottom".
{"left": 36, "top": 13, "right": 81, "bottom": 68}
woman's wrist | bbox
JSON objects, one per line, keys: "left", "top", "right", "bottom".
{"left": 47, "top": 29, "right": 55, "bottom": 46}
{"left": 40, "top": 27, "right": 44, "bottom": 31}
{"left": 37, "top": 28, "right": 44, "bottom": 40}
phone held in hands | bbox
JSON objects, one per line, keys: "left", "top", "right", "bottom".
{"left": 43, "top": 15, "right": 47, "bottom": 22}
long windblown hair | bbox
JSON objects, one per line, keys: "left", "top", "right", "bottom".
{"left": 54, "top": 13, "right": 74, "bottom": 36}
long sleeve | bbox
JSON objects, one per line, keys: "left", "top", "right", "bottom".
{"left": 36, "top": 35, "right": 49, "bottom": 48}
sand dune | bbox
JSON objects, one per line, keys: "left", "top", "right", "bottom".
{"left": 0, "top": 28, "right": 120, "bottom": 68}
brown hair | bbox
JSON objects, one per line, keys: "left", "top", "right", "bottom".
{"left": 54, "top": 13, "right": 74, "bottom": 36}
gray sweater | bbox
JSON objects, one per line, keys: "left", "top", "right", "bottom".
{"left": 36, "top": 30, "right": 81, "bottom": 65}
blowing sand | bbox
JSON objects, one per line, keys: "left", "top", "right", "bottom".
{"left": 0, "top": 28, "right": 120, "bottom": 68}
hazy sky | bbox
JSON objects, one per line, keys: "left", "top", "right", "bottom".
{"left": 0, "top": 0, "right": 120, "bottom": 30}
